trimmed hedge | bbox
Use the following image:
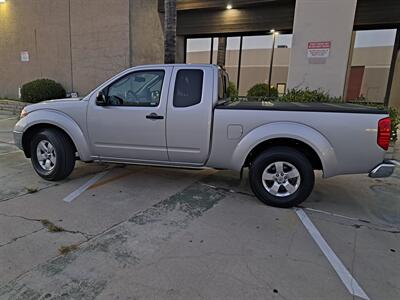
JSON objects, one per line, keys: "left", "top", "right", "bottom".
{"left": 247, "top": 83, "right": 278, "bottom": 98}
{"left": 280, "top": 88, "right": 341, "bottom": 103}
{"left": 21, "top": 79, "right": 66, "bottom": 103}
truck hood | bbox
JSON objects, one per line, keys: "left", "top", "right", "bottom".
{"left": 23, "top": 98, "right": 84, "bottom": 113}
{"left": 41, "top": 97, "right": 82, "bottom": 104}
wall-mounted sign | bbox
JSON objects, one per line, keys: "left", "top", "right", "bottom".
{"left": 307, "top": 41, "right": 331, "bottom": 59}
{"left": 20, "top": 51, "right": 30, "bottom": 62}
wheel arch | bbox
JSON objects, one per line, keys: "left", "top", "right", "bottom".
{"left": 22, "top": 124, "right": 76, "bottom": 158}
{"left": 231, "top": 122, "right": 338, "bottom": 177}
{"left": 244, "top": 138, "right": 323, "bottom": 170}
{"left": 18, "top": 110, "right": 92, "bottom": 161}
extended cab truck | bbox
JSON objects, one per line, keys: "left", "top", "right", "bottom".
{"left": 14, "top": 64, "right": 396, "bottom": 208}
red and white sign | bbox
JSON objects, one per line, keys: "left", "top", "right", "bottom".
{"left": 307, "top": 41, "right": 331, "bottom": 59}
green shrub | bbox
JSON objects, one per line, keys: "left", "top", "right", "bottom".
{"left": 228, "top": 81, "right": 238, "bottom": 99}
{"left": 388, "top": 107, "right": 399, "bottom": 141}
{"left": 247, "top": 83, "right": 278, "bottom": 98}
{"left": 21, "top": 79, "right": 66, "bottom": 103}
{"left": 280, "top": 88, "right": 341, "bottom": 103}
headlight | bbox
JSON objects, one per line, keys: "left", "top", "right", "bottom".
{"left": 20, "top": 108, "right": 28, "bottom": 119}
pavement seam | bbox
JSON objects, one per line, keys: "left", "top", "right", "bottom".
{"left": 0, "top": 167, "right": 112, "bottom": 203}
{"left": 0, "top": 212, "right": 138, "bottom": 285}
{"left": 201, "top": 183, "right": 400, "bottom": 232}
{"left": 0, "top": 213, "right": 93, "bottom": 240}
{"left": 1, "top": 178, "right": 226, "bottom": 293}
{"left": 350, "top": 228, "right": 358, "bottom": 300}
{"left": 0, "top": 228, "right": 45, "bottom": 248}
{"left": 307, "top": 213, "right": 400, "bottom": 234}
{"left": 0, "top": 184, "right": 58, "bottom": 203}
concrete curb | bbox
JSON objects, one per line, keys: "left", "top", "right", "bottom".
{"left": 0, "top": 100, "right": 29, "bottom": 115}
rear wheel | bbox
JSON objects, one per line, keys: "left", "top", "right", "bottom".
{"left": 249, "top": 146, "right": 315, "bottom": 208}
{"left": 30, "top": 129, "right": 76, "bottom": 181}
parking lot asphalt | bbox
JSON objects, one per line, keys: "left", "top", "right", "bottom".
{"left": 0, "top": 111, "right": 399, "bottom": 300}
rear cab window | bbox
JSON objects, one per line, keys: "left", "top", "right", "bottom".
{"left": 173, "top": 69, "right": 204, "bottom": 108}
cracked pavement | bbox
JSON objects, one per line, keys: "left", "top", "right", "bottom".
{"left": 0, "top": 111, "right": 399, "bottom": 299}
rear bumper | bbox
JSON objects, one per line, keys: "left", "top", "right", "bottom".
{"left": 368, "top": 161, "right": 397, "bottom": 178}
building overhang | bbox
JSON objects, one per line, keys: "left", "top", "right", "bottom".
{"left": 158, "top": 0, "right": 286, "bottom": 12}
{"left": 158, "top": 0, "right": 400, "bottom": 37}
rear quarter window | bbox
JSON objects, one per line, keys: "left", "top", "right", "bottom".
{"left": 173, "top": 69, "right": 204, "bottom": 108}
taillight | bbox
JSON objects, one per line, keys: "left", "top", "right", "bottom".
{"left": 377, "top": 117, "right": 391, "bottom": 150}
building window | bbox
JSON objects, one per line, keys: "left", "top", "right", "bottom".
{"left": 186, "top": 38, "right": 219, "bottom": 64}
{"left": 239, "top": 35, "right": 273, "bottom": 96}
{"left": 185, "top": 34, "right": 293, "bottom": 97}
{"left": 345, "top": 29, "right": 397, "bottom": 103}
{"left": 225, "top": 36, "right": 241, "bottom": 91}
{"left": 186, "top": 38, "right": 212, "bottom": 64}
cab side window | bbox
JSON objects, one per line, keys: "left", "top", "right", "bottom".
{"left": 173, "top": 69, "right": 203, "bottom": 108}
{"left": 106, "top": 70, "right": 165, "bottom": 107}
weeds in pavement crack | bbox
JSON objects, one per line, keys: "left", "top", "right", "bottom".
{"left": 25, "top": 186, "right": 38, "bottom": 194}
{"left": 58, "top": 244, "right": 79, "bottom": 255}
{"left": 41, "top": 219, "right": 65, "bottom": 232}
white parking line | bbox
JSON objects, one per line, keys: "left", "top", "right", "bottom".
{"left": 294, "top": 208, "right": 370, "bottom": 300}
{"left": 63, "top": 170, "right": 110, "bottom": 203}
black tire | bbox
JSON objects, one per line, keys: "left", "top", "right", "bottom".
{"left": 30, "top": 129, "right": 76, "bottom": 181}
{"left": 249, "top": 146, "right": 315, "bottom": 208}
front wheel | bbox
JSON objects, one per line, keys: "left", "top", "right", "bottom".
{"left": 249, "top": 147, "right": 315, "bottom": 208}
{"left": 30, "top": 129, "right": 76, "bottom": 181}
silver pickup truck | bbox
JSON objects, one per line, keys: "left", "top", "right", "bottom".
{"left": 13, "top": 64, "right": 396, "bottom": 208}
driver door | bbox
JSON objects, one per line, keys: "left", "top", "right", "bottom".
{"left": 87, "top": 67, "right": 172, "bottom": 162}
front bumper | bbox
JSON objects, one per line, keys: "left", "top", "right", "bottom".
{"left": 13, "top": 130, "right": 23, "bottom": 150}
{"left": 369, "top": 161, "right": 397, "bottom": 178}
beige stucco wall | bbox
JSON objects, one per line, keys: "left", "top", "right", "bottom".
{"left": 0, "top": 0, "right": 72, "bottom": 98}
{"left": 351, "top": 46, "right": 393, "bottom": 102}
{"left": 187, "top": 51, "right": 210, "bottom": 64}
{"left": 389, "top": 54, "right": 400, "bottom": 109}
{"left": 70, "top": 0, "right": 130, "bottom": 96}
{"left": 130, "top": 0, "right": 164, "bottom": 66}
{"left": 0, "top": 0, "right": 164, "bottom": 99}
{"left": 360, "top": 68, "right": 390, "bottom": 102}
{"left": 287, "top": 0, "right": 357, "bottom": 98}
{"left": 352, "top": 46, "right": 393, "bottom": 66}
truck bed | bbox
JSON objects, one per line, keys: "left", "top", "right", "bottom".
{"left": 216, "top": 101, "right": 385, "bottom": 114}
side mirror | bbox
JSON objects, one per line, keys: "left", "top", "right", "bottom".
{"left": 96, "top": 91, "right": 107, "bottom": 106}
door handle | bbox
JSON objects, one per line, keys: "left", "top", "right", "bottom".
{"left": 146, "top": 113, "right": 164, "bottom": 120}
